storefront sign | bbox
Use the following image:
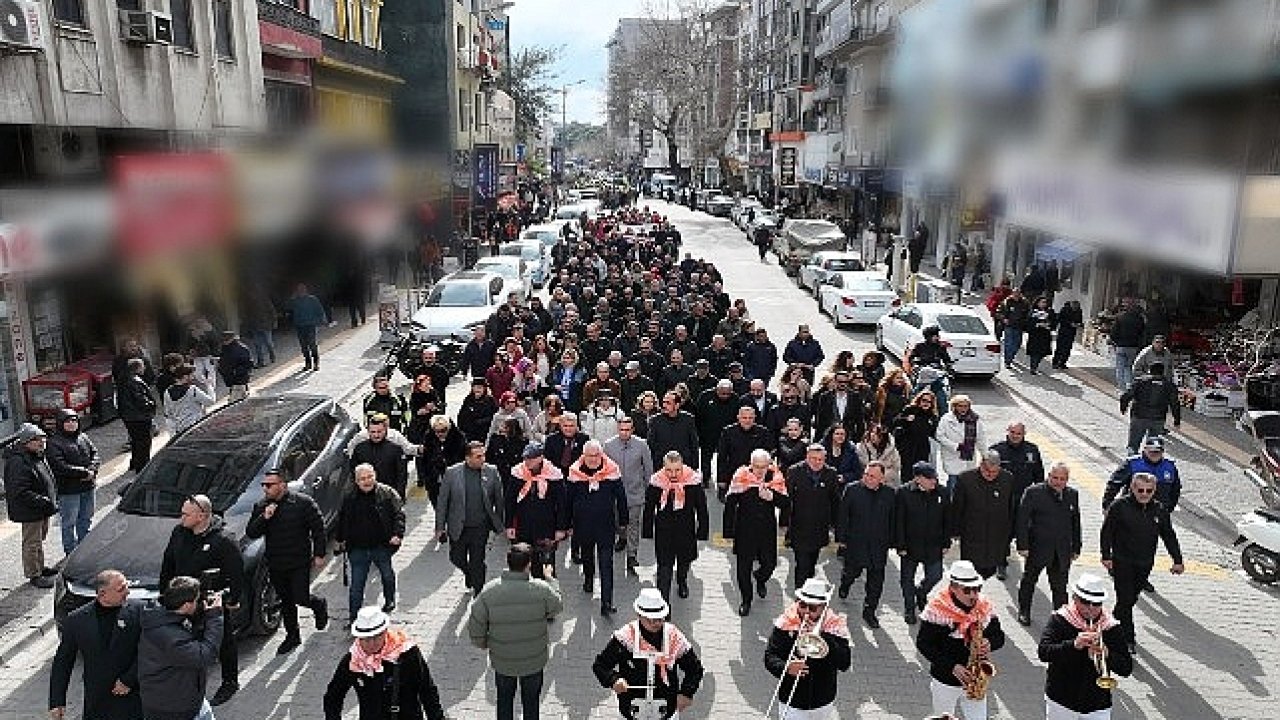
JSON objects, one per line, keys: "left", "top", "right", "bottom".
{"left": 453, "top": 150, "right": 472, "bottom": 190}
{"left": 114, "top": 153, "right": 233, "bottom": 260}
{"left": 2, "top": 278, "right": 32, "bottom": 383}
{"left": 472, "top": 144, "right": 499, "bottom": 209}
{"left": 779, "top": 147, "right": 797, "bottom": 187}
{"left": 749, "top": 151, "right": 772, "bottom": 169}
{"left": 550, "top": 146, "right": 565, "bottom": 176}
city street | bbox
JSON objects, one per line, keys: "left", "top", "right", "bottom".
{"left": 2, "top": 200, "right": 1278, "bottom": 719}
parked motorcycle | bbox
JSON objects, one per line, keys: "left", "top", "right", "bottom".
{"left": 380, "top": 332, "right": 463, "bottom": 381}
{"left": 1240, "top": 327, "right": 1280, "bottom": 508}
{"left": 910, "top": 363, "right": 952, "bottom": 411}
{"left": 1235, "top": 508, "right": 1280, "bottom": 584}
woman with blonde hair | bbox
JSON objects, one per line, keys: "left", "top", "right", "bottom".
{"left": 531, "top": 394, "right": 565, "bottom": 442}
{"left": 874, "top": 369, "right": 913, "bottom": 426}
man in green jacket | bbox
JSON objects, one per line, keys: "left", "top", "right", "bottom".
{"left": 468, "top": 543, "right": 563, "bottom": 720}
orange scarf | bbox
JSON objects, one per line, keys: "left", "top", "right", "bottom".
{"left": 1055, "top": 603, "right": 1120, "bottom": 633}
{"left": 774, "top": 603, "right": 850, "bottom": 640}
{"left": 567, "top": 454, "right": 621, "bottom": 491}
{"left": 649, "top": 466, "right": 701, "bottom": 510}
{"left": 727, "top": 465, "right": 788, "bottom": 496}
{"left": 613, "top": 621, "right": 692, "bottom": 685}
{"left": 348, "top": 627, "right": 414, "bottom": 676}
{"left": 512, "top": 461, "right": 562, "bottom": 502}
{"left": 920, "top": 590, "right": 994, "bottom": 639}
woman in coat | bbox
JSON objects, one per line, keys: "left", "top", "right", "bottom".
{"left": 891, "top": 390, "right": 939, "bottom": 473}
{"left": 486, "top": 418, "right": 527, "bottom": 482}
{"left": 457, "top": 379, "right": 499, "bottom": 443}
{"left": 858, "top": 351, "right": 887, "bottom": 391}
{"left": 934, "top": 394, "right": 988, "bottom": 484}
{"left": 629, "top": 391, "right": 660, "bottom": 439}
{"left": 1025, "top": 295, "right": 1057, "bottom": 374}
{"left": 530, "top": 395, "right": 565, "bottom": 443}
{"left": 407, "top": 374, "right": 441, "bottom": 444}
{"left": 873, "top": 369, "right": 913, "bottom": 426}
{"left": 855, "top": 424, "right": 902, "bottom": 487}
{"left": 417, "top": 415, "right": 466, "bottom": 508}
{"left": 1053, "top": 300, "right": 1084, "bottom": 369}
{"left": 821, "top": 425, "right": 862, "bottom": 487}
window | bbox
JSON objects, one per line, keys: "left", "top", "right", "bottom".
{"left": 213, "top": 0, "right": 234, "bottom": 59}
{"left": 53, "top": 0, "right": 87, "bottom": 26}
{"left": 459, "top": 89, "right": 469, "bottom": 132}
{"left": 170, "top": 0, "right": 194, "bottom": 50}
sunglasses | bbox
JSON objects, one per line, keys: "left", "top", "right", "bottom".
{"left": 261, "top": 481, "right": 282, "bottom": 488}
{"left": 799, "top": 602, "right": 824, "bottom": 612}
{"left": 953, "top": 586, "right": 979, "bottom": 595}
{"left": 1133, "top": 488, "right": 1156, "bottom": 495}
{"left": 1078, "top": 599, "right": 1103, "bottom": 607}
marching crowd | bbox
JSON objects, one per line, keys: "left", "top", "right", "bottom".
{"left": 14, "top": 202, "right": 1190, "bottom": 720}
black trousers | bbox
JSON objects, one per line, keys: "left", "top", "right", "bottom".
{"left": 580, "top": 531, "right": 616, "bottom": 606}
{"left": 699, "top": 447, "right": 716, "bottom": 485}
{"left": 655, "top": 553, "right": 692, "bottom": 600}
{"left": 1018, "top": 553, "right": 1071, "bottom": 616}
{"left": 123, "top": 420, "right": 152, "bottom": 473}
{"left": 735, "top": 540, "right": 776, "bottom": 603}
{"left": 218, "top": 606, "right": 238, "bottom": 682}
{"left": 1112, "top": 560, "right": 1152, "bottom": 644}
{"left": 792, "top": 548, "right": 821, "bottom": 589}
{"left": 841, "top": 559, "right": 887, "bottom": 610}
{"left": 449, "top": 526, "right": 490, "bottom": 590}
{"left": 268, "top": 565, "right": 321, "bottom": 640}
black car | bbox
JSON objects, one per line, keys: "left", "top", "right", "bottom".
{"left": 54, "top": 395, "right": 358, "bottom": 635}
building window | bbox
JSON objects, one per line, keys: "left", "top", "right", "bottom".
{"left": 53, "top": 0, "right": 87, "bottom": 26}
{"left": 213, "top": 0, "right": 234, "bottom": 59}
{"left": 459, "top": 89, "right": 469, "bottom": 132}
{"left": 170, "top": 0, "right": 194, "bottom": 49}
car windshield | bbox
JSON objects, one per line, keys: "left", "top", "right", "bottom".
{"left": 847, "top": 277, "right": 891, "bottom": 291}
{"left": 117, "top": 449, "right": 266, "bottom": 516}
{"left": 936, "top": 314, "right": 990, "bottom": 335}
{"left": 826, "top": 259, "right": 864, "bottom": 271}
{"left": 475, "top": 262, "right": 518, "bottom": 278}
{"left": 426, "top": 282, "right": 488, "bottom": 307}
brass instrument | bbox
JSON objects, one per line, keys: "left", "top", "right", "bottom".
{"left": 1089, "top": 619, "right": 1119, "bottom": 690}
{"left": 963, "top": 622, "right": 997, "bottom": 700}
{"left": 765, "top": 607, "right": 830, "bottom": 720}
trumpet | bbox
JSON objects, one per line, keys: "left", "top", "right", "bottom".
{"left": 765, "top": 607, "right": 830, "bottom": 720}
{"left": 1089, "top": 620, "right": 1119, "bottom": 690}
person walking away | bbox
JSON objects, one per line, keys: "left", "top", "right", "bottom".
{"left": 159, "top": 495, "right": 245, "bottom": 705}
{"left": 1109, "top": 299, "right": 1146, "bottom": 390}
{"left": 984, "top": 280, "right": 1012, "bottom": 341}
{"left": 754, "top": 223, "right": 773, "bottom": 263}
{"left": 1015, "top": 463, "right": 1082, "bottom": 626}
{"left": 116, "top": 358, "right": 158, "bottom": 473}
{"left": 836, "top": 462, "right": 896, "bottom": 629}
{"left": 138, "top": 576, "right": 224, "bottom": 720}
{"left": 909, "top": 222, "right": 929, "bottom": 274}
{"left": 995, "top": 288, "right": 1031, "bottom": 369}
{"left": 950, "top": 451, "right": 1016, "bottom": 579}
{"left": 50, "top": 569, "right": 143, "bottom": 720}
{"left": 604, "top": 419, "right": 653, "bottom": 576}
{"left": 46, "top": 409, "right": 99, "bottom": 555}
{"left": 642, "top": 451, "right": 708, "bottom": 601}
{"left": 184, "top": 315, "right": 222, "bottom": 397}
{"left": 1053, "top": 300, "right": 1083, "bottom": 369}
{"left": 894, "top": 462, "right": 951, "bottom": 624}
{"left": 3, "top": 423, "right": 59, "bottom": 587}
{"left": 216, "top": 331, "right": 253, "bottom": 401}
{"left": 566, "top": 440, "right": 630, "bottom": 616}
{"left": 468, "top": 543, "right": 563, "bottom": 720}
{"left": 323, "top": 607, "right": 447, "bottom": 720}
{"left": 1118, "top": 362, "right": 1180, "bottom": 455}
{"left": 1025, "top": 296, "right": 1057, "bottom": 374}
{"left": 288, "top": 282, "right": 326, "bottom": 371}
{"left": 336, "top": 464, "right": 405, "bottom": 624}
{"left": 915, "top": 561, "right": 1006, "bottom": 720}
{"left": 593, "top": 588, "right": 704, "bottom": 720}
{"left": 245, "top": 469, "right": 329, "bottom": 655}
{"left": 1037, "top": 574, "right": 1133, "bottom": 720}
{"left": 436, "top": 442, "right": 506, "bottom": 595}
{"left": 782, "top": 444, "right": 841, "bottom": 590}
{"left": 163, "top": 365, "right": 216, "bottom": 436}
{"left": 763, "top": 578, "right": 852, "bottom": 720}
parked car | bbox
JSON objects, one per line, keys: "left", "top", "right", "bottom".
{"left": 706, "top": 194, "right": 736, "bottom": 218}
{"left": 522, "top": 223, "right": 568, "bottom": 250}
{"left": 773, "top": 219, "right": 848, "bottom": 275}
{"left": 875, "top": 303, "right": 1002, "bottom": 378}
{"left": 798, "top": 250, "right": 867, "bottom": 295}
{"left": 694, "top": 188, "right": 720, "bottom": 211}
{"left": 732, "top": 198, "right": 764, "bottom": 229}
{"left": 408, "top": 270, "right": 506, "bottom": 342}
{"left": 817, "top": 271, "right": 900, "bottom": 328}
{"left": 474, "top": 256, "right": 532, "bottom": 301}
{"left": 54, "top": 395, "right": 359, "bottom": 635}
{"left": 501, "top": 239, "right": 550, "bottom": 288}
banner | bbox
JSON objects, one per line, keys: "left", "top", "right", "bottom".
{"left": 550, "top": 146, "right": 565, "bottom": 176}
{"left": 779, "top": 147, "right": 797, "bottom": 187}
{"left": 472, "top": 143, "right": 499, "bottom": 210}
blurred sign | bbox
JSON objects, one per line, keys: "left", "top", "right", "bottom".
{"left": 114, "top": 153, "right": 233, "bottom": 260}
{"left": 779, "top": 147, "right": 797, "bottom": 186}
{"left": 515, "top": 143, "right": 526, "bottom": 162}
{"left": 550, "top": 146, "right": 565, "bottom": 175}
{"left": 472, "top": 144, "right": 499, "bottom": 209}
{"left": 453, "top": 150, "right": 472, "bottom": 189}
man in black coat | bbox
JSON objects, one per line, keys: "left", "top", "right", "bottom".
{"left": 693, "top": 380, "right": 740, "bottom": 482}
{"left": 763, "top": 579, "right": 852, "bottom": 717}
{"left": 1037, "top": 574, "right": 1133, "bottom": 718}
{"left": 723, "top": 449, "right": 790, "bottom": 616}
{"left": 781, "top": 444, "right": 840, "bottom": 590}
{"left": 216, "top": 330, "right": 254, "bottom": 401}
{"left": 836, "top": 462, "right": 897, "bottom": 628}
{"left": 45, "top": 409, "right": 99, "bottom": 555}
{"left": 617, "top": 360, "right": 654, "bottom": 412}
{"left": 811, "top": 370, "right": 865, "bottom": 440}
{"left": 460, "top": 326, "right": 497, "bottom": 378}
{"left": 50, "top": 569, "right": 143, "bottom": 720}
{"left": 990, "top": 421, "right": 1045, "bottom": 580}
{"left": 642, "top": 451, "right": 709, "bottom": 601}
{"left": 505, "top": 442, "right": 570, "bottom": 579}
{"left": 647, "top": 391, "right": 701, "bottom": 471}
{"left": 159, "top": 494, "right": 246, "bottom": 705}
{"left": 336, "top": 464, "right": 406, "bottom": 625}
{"left": 349, "top": 414, "right": 411, "bottom": 498}
{"left": 894, "top": 462, "right": 951, "bottom": 624}
{"left": 715, "top": 405, "right": 775, "bottom": 500}
{"left": 950, "top": 451, "right": 1017, "bottom": 579}
{"left": 1119, "top": 362, "right": 1180, "bottom": 455}
{"left": 1015, "top": 462, "right": 1082, "bottom": 626}
{"left": 739, "top": 378, "right": 779, "bottom": 420}
{"left": 765, "top": 384, "right": 813, "bottom": 437}
{"left": 3, "top": 423, "right": 59, "bottom": 588}
{"left": 1100, "top": 472, "right": 1184, "bottom": 651}
{"left": 115, "top": 358, "right": 157, "bottom": 473}
{"left": 245, "top": 469, "right": 329, "bottom": 655}
{"left": 324, "top": 608, "right": 447, "bottom": 720}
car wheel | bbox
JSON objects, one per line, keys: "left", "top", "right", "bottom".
{"left": 1242, "top": 544, "right": 1280, "bottom": 584}
{"left": 250, "top": 563, "right": 282, "bottom": 636}
{"left": 874, "top": 326, "right": 887, "bottom": 353}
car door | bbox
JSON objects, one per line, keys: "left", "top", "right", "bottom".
{"left": 277, "top": 411, "right": 341, "bottom": 520}
{"left": 899, "top": 307, "right": 924, "bottom": 356}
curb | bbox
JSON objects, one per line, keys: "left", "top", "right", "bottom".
{"left": 0, "top": 612, "right": 55, "bottom": 665}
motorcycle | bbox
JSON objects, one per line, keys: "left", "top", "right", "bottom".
{"left": 1235, "top": 508, "right": 1280, "bottom": 584}
{"left": 1240, "top": 327, "right": 1280, "bottom": 508}
{"left": 910, "top": 363, "right": 952, "bottom": 410}
{"left": 380, "top": 331, "right": 464, "bottom": 381}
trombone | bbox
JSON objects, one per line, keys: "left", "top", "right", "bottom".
{"left": 1089, "top": 619, "right": 1118, "bottom": 690}
{"left": 765, "top": 607, "right": 831, "bottom": 720}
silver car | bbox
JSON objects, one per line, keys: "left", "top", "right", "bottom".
{"left": 409, "top": 271, "right": 505, "bottom": 342}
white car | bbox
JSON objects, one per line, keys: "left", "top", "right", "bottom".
{"left": 500, "top": 239, "right": 550, "bottom": 288}
{"left": 473, "top": 256, "right": 531, "bottom": 300}
{"left": 874, "top": 303, "right": 1003, "bottom": 378}
{"left": 409, "top": 271, "right": 505, "bottom": 342}
{"left": 818, "top": 272, "right": 900, "bottom": 327}
{"left": 798, "top": 251, "right": 866, "bottom": 295}
{"left": 732, "top": 199, "right": 763, "bottom": 229}
{"left": 520, "top": 223, "right": 565, "bottom": 253}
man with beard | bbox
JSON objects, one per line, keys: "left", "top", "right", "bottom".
{"left": 648, "top": 391, "right": 701, "bottom": 474}
{"left": 812, "top": 370, "right": 865, "bottom": 441}
{"left": 643, "top": 451, "right": 708, "bottom": 601}
{"left": 723, "top": 449, "right": 790, "bottom": 616}
{"left": 349, "top": 414, "right": 414, "bottom": 499}
{"left": 618, "top": 360, "right": 655, "bottom": 412}
{"left": 505, "top": 443, "right": 569, "bottom": 579}
{"left": 437, "top": 442, "right": 506, "bottom": 596}
{"left": 782, "top": 444, "right": 840, "bottom": 591}
{"left": 567, "top": 441, "right": 629, "bottom": 616}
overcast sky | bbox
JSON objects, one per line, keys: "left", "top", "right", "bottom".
{"left": 507, "top": 0, "right": 649, "bottom": 125}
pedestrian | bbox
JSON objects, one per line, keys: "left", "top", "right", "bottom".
{"left": 323, "top": 607, "right": 447, "bottom": 720}
{"left": 216, "top": 331, "right": 253, "bottom": 401}
{"left": 763, "top": 578, "right": 852, "bottom": 720}
{"left": 363, "top": 375, "right": 410, "bottom": 432}
{"left": 781, "top": 443, "right": 840, "bottom": 591}
{"left": 469, "top": 543, "right": 563, "bottom": 720}
{"left": 49, "top": 569, "right": 144, "bottom": 720}
{"left": 643, "top": 451, "right": 708, "bottom": 601}
{"left": 855, "top": 423, "right": 901, "bottom": 487}
{"left": 111, "top": 336, "right": 156, "bottom": 388}
{"left": 754, "top": 223, "right": 773, "bottom": 262}
{"left": 184, "top": 315, "right": 222, "bottom": 394}
{"left": 1053, "top": 300, "right": 1083, "bottom": 369}
{"left": 1015, "top": 462, "right": 1082, "bottom": 626}
{"left": 1025, "top": 296, "right": 1056, "bottom": 374}
{"left": 995, "top": 287, "right": 1031, "bottom": 368}
{"left": 935, "top": 395, "right": 987, "bottom": 484}
{"left": 1131, "top": 335, "right": 1175, "bottom": 381}
{"left": 436, "top": 442, "right": 506, "bottom": 596}
{"left": 1108, "top": 299, "right": 1146, "bottom": 389}
{"left": 505, "top": 442, "right": 569, "bottom": 579}
{"left": 743, "top": 328, "right": 779, "bottom": 382}
{"left": 990, "top": 421, "right": 1045, "bottom": 579}
{"left": 239, "top": 286, "right": 277, "bottom": 367}
{"left": 583, "top": 361, "right": 622, "bottom": 407}
{"left": 836, "top": 462, "right": 896, "bottom": 628}
{"left": 812, "top": 370, "right": 866, "bottom": 441}
{"left": 245, "top": 469, "right": 329, "bottom": 655}
{"left": 1118, "top": 362, "right": 1180, "bottom": 454}
{"left": 159, "top": 494, "right": 245, "bottom": 706}
{"left": 1037, "top": 574, "right": 1133, "bottom": 720}
{"left": 603, "top": 418, "right": 653, "bottom": 577}
{"left": 782, "top": 324, "right": 825, "bottom": 385}
{"left": 138, "top": 576, "right": 224, "bottom": 720}
{"left": 458, "top": 378, "right": 500, "bottom": 443}
{"left": 336, "top": 464, "right": 405, "bottom": 624}
{"left": 288, "top": 282, "right": 326, "bottom": 371}
{"left": 950, "top": 450, "right": 1016, "bottom": 579}
{"left": 894, "top": 462, "right": 951, "bottom": 625}
{"left": 567, "top": 440, "right": 630, "bottom": 616}
{"left": 45, "top": 409, "right": 99, "bottom": 555}
{"left": 724, "top": 449, "right": 790, "bottom": 616}
{"left": 417, "top": 415, "right": 466, "bottom": 507}
{"left": 581, "top": 390, "right": 626, "bottom": 443}
{"left": 3, "top": 423, "right": 58, "bottom": 588}
{"left": 162, "top": 365, "right": 216, "bottom": 435}
{"left": 1104, "top": 435, "right": 1181, "bottom": 516}
{"left": 592, "top": 588, "right": 704, "bottom": 720}
{"left": 891, "top": 390, "right": 939, "bottom": 473}
{"left": 916, "top": 560, "right": 1006, "bottom": 720}
{"left": 909, "top": 221, "right": 929, "bottom": 274}
{"left": 1099, "top": 472, "right": 1184, "bottom": 653}
{"left": 648, "top": 391, "right": 701, "bottom": 474}
{"left": 548, "top": 349, "right": 584, "bottom": 412}
{"left": 350, "top": 414, "right": 413, "bottom": 499}
{"left": 984, "top": 280, "right": 1012, "bottom": 340}
{"left": 116, "top": 358, "right": 158, "bottom": 473}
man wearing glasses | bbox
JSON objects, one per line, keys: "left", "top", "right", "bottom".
{"left": 246, "top": 469, "right": 329, "bottom": 655}
{"left": 1102, "top": 435, "right": 1182, "bottom": 595}
{"left": 763, "top": 578, "right": 851, "bottom": 720}
{"left": 1100, "top": 472, "right": 1184, "bottom": 654}
{"left": 1037, "top": 574, "right": 1133, "bottom": 720}
{"left": 916, "top": 560, "right": 1006, "bottom": 720}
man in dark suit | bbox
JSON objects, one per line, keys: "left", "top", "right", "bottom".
{"left": 812, "top": 370, "right": 865, "bottom": 440}
{"left": 739, "top": 378, "right": 779, "bottom": 420}
{"left": 436, "top": 442, "right": 506, "bottom": 595}
{"left": 1015, "top": 462, "right": 1082, "bottom": 626}
{"left": 50, "top": 569, "right": 144, "bottom": 720}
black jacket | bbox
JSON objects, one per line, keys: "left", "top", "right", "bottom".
{"left": 543, "top": 431, "right": 589, "bottom": 475}
{"left": 894, "top": 481, "right": 952, "bottom": 561}
{"left": 766, "top": 400, "right": 813, "bottom": 436}
{"left": 2, "top": 445, "right": 58, "bottom": 522}
{"left": 647, "top": 412, "right": 701, "bottom": 471}
{"left": 1109, "top": 309, "right": 1146, "bottom": 348}
{"left": 1120, "top": 375, "right": 1181, "bottom": 424}
{"left": 990, "top": 439, "right": 1045, "bottom": 508}
{"left": 115, "top": 375, "right": 157, "bottom": 422}
{"left": 715, "top": 423, "right": 775, "bottom": 486}
{"left": 1099, "top": 495, "right": 1183, "bottom": 566}
{"left": 593, "top": 624, "right": 704, "bottom": 720}
{"left": 1038, "top": 613, "right": 1132, "bottom": 713}
{"left": 323, "top": 645, "right": 446, "bottom": 720}
{"left": 837, "top": 481, "right": 896, "bottom": 569}
{"left": 504, "top": 471, "right": 570, "bottom": 542}
{"left": 1103, "top": 454, "right": 1181, "bottom": 512}
{"left": 217, "top": 339, "right": 253, "bottom": 386}
{"left": 46, "top": 427, "right": 100, "bottom": 496}
{"left": 764, "top": 623, "right": 851, "bottom": 709}
{"left": 722, "top": 473, "right": 789, "bottom": 547}
{"left": 780, "top": 464, "right": 841, "bottom": 551}
{"left": 1016, "top": 483, "right": 1082, "bottom": 565}
{"left": 642, "top": 482, "right": 709, "bottom": 562}
{"left": 461, "top": 338, "right": 497, "bottom": 378}
{"left": 160, "top": 515, "right": 246, "bottom": 606}
{"left": 891, "top": 406, "right": 938, "bottom": 472}
{"left": 618, "top": 373, "right": 655, "bottom": 412}
{"left": 812, "top": 391, "right": 865, "bottom": 440}
{"left": 457, "top": 393, "right": 499, "bottom": 443}
{"left": 916, "top": 604, "right": 1006, "bottom": 686}
{"left": 693, "top": 391, "right": 740, "bottom": 450}
{"left": 350, "top": 438, "right": 410, "bottom": 496}
{"left": 50, "top": 600, "right": 144, "bottom": 720}
{"left": 336, "top": 483, "right": 406, "bottom": 550}
{"left": 137, "top": 606, "right": 223, "bottom": 720}
{"left": 949, "top": 468, "right": 1017, "bottom": 570}
{"left": 245, "top": 490, "right": 327, "bottom": 570}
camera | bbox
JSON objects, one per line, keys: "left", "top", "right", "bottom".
{"left": 200, "top": 568, "right": 225, "bottom": 606}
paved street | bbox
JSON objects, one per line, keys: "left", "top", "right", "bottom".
{"left": 3, "top": 200, "right": 1278, "bottom": 719}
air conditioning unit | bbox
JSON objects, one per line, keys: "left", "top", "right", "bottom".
{"left": 118, "top": 9, "right": 172, "bottom": 45}
{"left": 0, "top": 0, "right": 44, "bottom": 51}
{"left": 31, "top": 126, "right": 101, "bottom": 177}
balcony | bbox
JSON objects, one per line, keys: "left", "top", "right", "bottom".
{"left": 816, "top": 18, "right": 896, "bottom": 59}
{"left": 322, "top": 35, "right": 388, "bottom": 73}
{"left": 257, "top": 0, "right": 320, "bottom": 37}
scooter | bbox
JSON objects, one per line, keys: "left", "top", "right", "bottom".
{"left": 1235, "top": 508, "right": 1280, "bottom": 584}
{"left": 910, "top": 363, "right": 952, "bottom": 411}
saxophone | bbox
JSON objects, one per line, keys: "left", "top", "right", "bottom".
{"left": 963, "top": 621, "right": 998, "bottom": 700}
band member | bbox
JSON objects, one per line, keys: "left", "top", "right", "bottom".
{"left": 568, "top": 440, "right": 630, "bottom": 616}
{"left": 505, "top": 442, "right": 569, "bottom": 580}
{"left": 763, "top": 578, "right": 852, "bottom": 720}
{"left": 916, "top": 560, "right": 1006, "bottom": 720}
{"left": 781, "top": 443, "right": 840, "bottom": 590}
{"left": 1038, "top": 574, "right": 1133, "bottom": 720}
{"left": 593, "top": 588, "right": 705, "bottom": 720}
{"left": 723, "top": 449, "right": 790, "bottom": 616}
{"left": 642, "top": 451, "right": 709, "bottom": 601}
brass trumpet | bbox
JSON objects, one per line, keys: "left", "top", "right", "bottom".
{"left": 765, "top": 607, "right": 830, "bottom": 720}
{"left": 1089, "top": 620, "right": 1119, "bottom": 690}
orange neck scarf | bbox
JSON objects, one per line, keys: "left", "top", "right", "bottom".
{"left": 512, "top": 461, "right": 562, "bottom": 502}
{"left": 649, "top": 465, "right": 701, "bottom": 510}
{"left": 348, "top": 627, "right": 414, "bottom": 676}
{"left": 920, "top": 590, "right": 994, "bottom": 639}
{"left": 774, "top": 603, "right": 850, "bottom": 640}
{"left": 568, "top": 454, "right": 621, "bottom": 491}
{"left": 727, "top": 465, "right": 788, "bottom": 496}
{"left": 613, "top": 621, "right": 691, "bottom": 685}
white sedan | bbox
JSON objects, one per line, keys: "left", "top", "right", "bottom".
{"left": 874, "top": 303, "right": 1003, "bottom": 378}
{"left": 473, "top": 256, "right": 531, "bottom": 300}
{"left": 500, "top": 239, "right": 550, "bottom": 288}
{"left": 798, "top": 251, "right": 866, "bottom": 295}
{"left": 817, "top": 272, "right": 900, "bottom": 327}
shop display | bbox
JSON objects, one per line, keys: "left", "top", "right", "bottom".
{"left": 21, "top": 368, "right": 93, "bottom": 424}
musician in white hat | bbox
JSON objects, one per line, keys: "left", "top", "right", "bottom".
{"left": 1037, "top": 574, "right": 1133, "bottom": 720}
{"left": 763, "top": 578, "right": 852, "bottom": 720}
{"left": 916, "top": 560, "right": 1006, "bottom": 719}
{"left": 322, "top": 606, "right": 446, "bottom": 720}
{"left": 592, "top": 588, "right": 704, "bottom": 719}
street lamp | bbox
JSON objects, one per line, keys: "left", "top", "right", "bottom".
{"left": 560, "top": 79, "right": 586, "bottom": 129}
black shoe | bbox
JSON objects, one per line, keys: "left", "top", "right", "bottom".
{"left": 277, "top": 636, "right": 302, "bottom": 655}
{"left": 916, "top": 592, "right": 928, "bottom": 612}
{"left": 738, "top": 602, "right": 751, "bottom": 617}
{"left": 755, "top": 579, "right": 767, "bottom": 599}
{"left": 313, "top": 598, "right": 329, "bottom": 631}
{"left": 996, "top": 566, "right": 1008, "bottom": 581}
{"left": 1017, "top": 612, "right": 1032, "bottom": 626}
{"left": 677, "top": 583, "right": 689, "bottom": 599}
{"left": 582, "top": 576, "right": 594, "bottom": 593}
{"left": 838, "top": 582, "right": 851, "bottom": 600}
{"left": 614, "top": 537, "right": 627, "bottom": 553}
{"left": 210, "top": 681, "right": 239, "bottom": 706}
{"left": 904, "top": 610, "right": 917, "bottom": 625}
{"left": 312, "top": 362, "right": 319, "bottom": 370}
{"left": 862, "top": 609, "right": 880, "bottom": 629}
{"left": 302, "top": 363, "right": 312, "bottom": 371}
{"left": 382, "top": 600, "right": 396, "bottom": 613}
{"left": 600, "top": 604, "right": 617, "bottom": 617}
{"left": 29, "top": 576, "right": 54, "bottom": 589}
{"left": 40, "top": 567, "right": 59, "bottom": 577}
{"left": 1141, "top": 579, "right": 1156, "bottom": 593}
